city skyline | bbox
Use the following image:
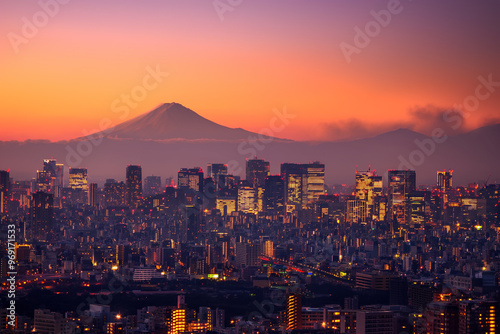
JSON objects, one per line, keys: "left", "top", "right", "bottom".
{"left": 1, "top": 1, "right": 500, "bottom": 142}
{"left": 1, "top": 2, "right": 500, "bottom": 333}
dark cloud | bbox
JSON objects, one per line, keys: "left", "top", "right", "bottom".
{"left": 407, "top": 105, "right": 468, "bottom": 136}
{"left": 319, "top": 105, "right": 498, "bottom": 141}
{"left": 319, "top": 119, "right": 408, "bottom": 142}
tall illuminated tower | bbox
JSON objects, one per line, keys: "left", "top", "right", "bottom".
{"left": 69, "top": 168, "right": 88, "bottom": 191}
{"left": 126, "top": 165, "right": 142, "bottom": 208}
{"left": 281, "top": 162, "right": 325, "bottom": 210}
{"left": 0, "top": 170, "right": 10, "bottom": 215}
{"left": 437, "top": 170, "right": 453, "bottom": 192}
{"left": 286, "top": 293, "right": 302, "bottom": 330}
{"left": 143, "top": 175, "right": 162, "bottom": 196}
{"left": 246, "top": 158, "right": 270, "bottom": 189}
{"left": 264, "top": 175, "right": 284, "bottom": 214}
{"left": 178, "top": 168, "right": 204, "bottom": 192}
{"left": 31, "top": 191, "right": 53, "bottom": 241}
{"left": 387, "top": 170, "right": 416, "bottom": 225}
{"left": 355, "top": 168, "right": 382, "bottom": 218}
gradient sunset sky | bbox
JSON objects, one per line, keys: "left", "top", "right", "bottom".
{"left": 1, "top": 0, "right": 499, "bottom": 142}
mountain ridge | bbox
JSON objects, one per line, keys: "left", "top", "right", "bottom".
{"left": 85, "top": 102, "right": 291, "bottom": 142}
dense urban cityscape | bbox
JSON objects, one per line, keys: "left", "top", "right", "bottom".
{"left": 0, "top": 157, "right": 499, "bottom": 333}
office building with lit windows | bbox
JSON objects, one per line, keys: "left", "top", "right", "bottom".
{"left": 387, "top": 169, "right": 416, "bottom": 225}
{"left": 143, "top": 175, "right": 162, "bottom": 196}
{"left": 0, "top": 170, "right": 10, "bottom": 214}
{"left": 355, "top": 169, "right": 382, "bottom": 219}
{"left": 69, "top": 167, "right": 88, "bottom": 191}
{"left": 459, "top": 299, "right": 498, "bottom": 334}
{"left": 237, "top": 185, "right": 256, "bottom": 213}
{"left": 281, "top": 162, "right": 325, "bottom": 210}
{"left": 126, "top": 165, "right": 142, "bottom": 208}
{"left": 246, "top": 158, "right": 270, "bottom": 189}
{"left": 178, "top": 167, "right": 204, "bottom": 193}
{"left": 31, "top": 191, "right": 53, "bottom": 241}
{"left": 286, "top": 293, "right": 302, "bottom": 330}
{"left": 437, "top": 170, "right": 453, "bottom": 191}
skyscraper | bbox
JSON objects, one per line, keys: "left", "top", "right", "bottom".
{"left": 286, "top": 293, "right": 302, "bottom": 330}
{"left": 237, "top": 185, "right": 257, "bottom": 213}
{"left": 0, "top": 170, "right": 10, "bottom": 215}
{"left": 246, "top": 158, "right": 270, "bottom": 189}
{"left": 207, "top": 163, "right": 228, "bottom": 179}
{"left": 126, "top": 165, "right": 142, "bottom": 208}
{"left": 437, "top": 170, "right": 453, "bottom": 192}
{"left": 178, "top": 168, "right": 204, "bottom": 193}
{"left": 387, "top": 170, "right": 416, "bottom": 225}
{"left": 424, "top": 301, "right": 458, "bottom": 334}
{"left": 143, "top": 175, "right": 162, "bottom": 197}
{"left": 69, "top": 168, "right": 88, "bottom": 191}
{"left": 104, "top": 179, "right": 126, "bottom": 207}
{"left": 68, "top": 167, "right": 89, "bottom": 205}
{"left": 207, "top": 163, "right": 228, "bottom": 191}
{"left": 264, "top": 175, "right": 284, "bottom": 214}
{"left": 88, "top": 183, "right": 98, "bottom": 207}
{"left": 459, "top": 299, "right": 498, "bottom": 334}
{"left": 281, "top": 162, "right": 325, "bottom": 210}
{"left": 355, "top": 169, "right": 382, "bottom": 219}
{"left": 35, "top": 170, "right": 52, "bottom": 193}
{"left": 31, "top": 191, "right": 53, "bottom": 241}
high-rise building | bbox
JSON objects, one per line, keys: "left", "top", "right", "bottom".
{"left": 235, "top": 242, "right": 261, "bottom": 267}
{"left": 207, "top": 163, "right": 228, "bottom": 191}
{"left": 286, "top": 293, "right": 302, "bottom": 330}
{"left": 31, "top": 191, "right": 53, "bottom": 241}
{"left": 0, "top": 170, "right": 10, "bottom": 215}
{"left": 355, "top": 169, "right": 382, "bottom": 219}
{"left": 68, "top": 167, "right": 89, "bottom": 205}
{"left": 104, "top": 179, "right": 126, "bottom": 207}
{"left": 409, "top": 191, "right": 431, "bottom": 226}
{"left": 88, "top": 183, "right": 98, "bottom": 207}
{"left": 216, "top": 197, "right": 236, "bottom": 216}
{"left": 35, "top": 170, "right": 52, "bottom": 193}
{"left": 170, "top": 295, "right": 187, "bottom": 334}
{"left": 387, "top": 170, "right": 416, "bottom": 225}
{"left": 437, "top": 170, "right": 453, "bottom": 192}
{"left": 237, "top": 186, "right": 256, "bottom": 213}
{"left": 207, "top": 163, "right": 228, "bottom": 179}
{"left": 35, "top": 159, "right": 63, "bottom": 208}
{"left": 264, "top": 175, "right": 284, "bottom": 214}
{"left": 281, "top": 163, "right": 305, "bottom": 210}
{"left": 246, "top": 158, "right": 270, "bottom": 189}
{"left": 69, "top": 168, "right": 88, "bottom": 191}
{"left": 143, "top": 175, "right": 162, "bottom": 197}
{"left": 281, "top": 162, "right": 325, "bottom": 210}
{"left": 43, "top": 159, "right": 58, "bottom": 193}
{"left": 459, "top": 299, "right": 498, "bottom": 334}
{"left": 347, "top": 199, "right": 367, "bottom": 224}
{"left": 126, "top": 165, "right": 142, "bottom": 208}
{"left": 424, "top": 301, "right": 459, "bottom": 334}
{"left": 304, "top": 162, "right": 325, "bottom": 207}
{"left": 178, "top": 168, "right": 204, "bottom": 193}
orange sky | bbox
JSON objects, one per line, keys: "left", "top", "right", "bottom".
{"left": 1, "top": 0, "right": 499, "bottom": 141}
